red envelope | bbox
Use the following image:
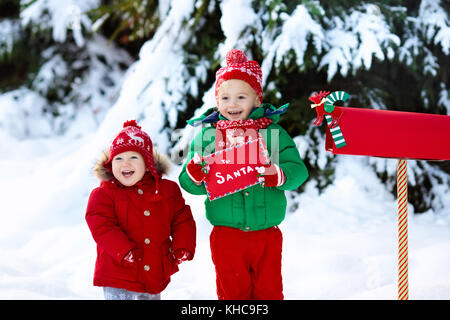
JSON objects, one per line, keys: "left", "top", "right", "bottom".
{"left": 203, "top": 137, "right": 270, "bottom": 201}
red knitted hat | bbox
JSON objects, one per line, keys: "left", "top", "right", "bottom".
{"left": 215, "top": 49, "right": 263, "bottom": 103}
{"left": 103, "top": 120, "right": 160, "bottom": 188}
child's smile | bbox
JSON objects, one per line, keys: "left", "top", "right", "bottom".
{"left": 217, "top": 79, "right": 261, "bottom": 121}
{"left": 226, "top": 109, "right": 245, "bottom": 120}
{"left": 112, "top": 151, "right": 147, "bottom": 186}
{"left": 121, "top": 169, "right": 135, "bottom": 177}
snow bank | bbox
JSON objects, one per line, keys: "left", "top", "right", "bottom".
{"left": 1, "top": 0, "right": 449, "bottom": 301}
{"left": 0, "top": 131, "right": 449, "bottom": 299}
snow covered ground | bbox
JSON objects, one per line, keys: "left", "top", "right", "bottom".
{"left": 1, "top": 0, "right": 449, "bottom": 301}
{"left": 0, "top": 126, "right": 449, "bottom": 300}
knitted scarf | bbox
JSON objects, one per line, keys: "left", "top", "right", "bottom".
{"left": 213, "top": 117, "right": 273, "bottom": 151}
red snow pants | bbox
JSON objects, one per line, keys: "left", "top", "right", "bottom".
{"left": 210, "top": 226, "right": 283, "bottom": 300}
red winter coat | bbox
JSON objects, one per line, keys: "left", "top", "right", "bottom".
{"left": 85, "top": 151, "right": 196, "bottom": 294}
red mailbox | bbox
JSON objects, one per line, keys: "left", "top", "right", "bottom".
{"left": 311, "top": 90, "right": 450, "bottom": 300}
{"left": 325, "top": 107, "right": 450, "bottom": 161}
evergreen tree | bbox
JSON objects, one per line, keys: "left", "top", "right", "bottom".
{"left": 0, "top": 0, "right": 132, "bottom": 137}
{"left": 1, "top": 0, "right": 448, "bottom": 213}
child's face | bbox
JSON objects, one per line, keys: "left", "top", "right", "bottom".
{"left": 112, "top": 151, "right": 146, "bottom": 187}
{"left": 217, "top": 79, "right": 261, "bottom": 121}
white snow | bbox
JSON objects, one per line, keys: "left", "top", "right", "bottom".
{"left": 418, "top": 0, "right": 450, "bottom": 55}
{"left": 0, "top": 33, "right": 132, "bottom": 139}
{"left": 218, "top": 0, "right": 259, "bottom": 55}
{"left": 0, "top": 124, "right": 449, "bottom": 299}
{"left": 320, "top": 4, "right": 400, "bottom": 81}
{"left": 261, "top": 4, "right": 323, "bottom": 82}
{"left": 1, "top": 0, "right": 449, "bottom": 300}
{"left": 439, "top": 82, "right": 450, "bottom": 114}
{"left": 0, "top": 19, "right": 21, "bottom": 56}
{"left": 0, "top": 88, "right": 52, "bottom": 139}
{"left": 20, "top": 0, "right": 99, "bottom": 46}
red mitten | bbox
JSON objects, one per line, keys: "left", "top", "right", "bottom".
{"left": 186, "top": 153, "right": 209, "bottom": 185}
{"left": 257, "top": 164, "right": 285, "bottom": 187}
{"left": 172, "top": 249, "right": 192, "bottom": 265}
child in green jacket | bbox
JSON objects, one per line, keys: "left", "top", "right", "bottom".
{"left": 179, "top": 49, "right": 308, "bottom": 300}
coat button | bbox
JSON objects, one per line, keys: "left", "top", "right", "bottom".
{"left": 245, "top": 226, "right": 250, "bottom": 231}
{"left": 144, "top": 238, "right": 150, "bottom": 245}
{"left": 244, "top": 192, "right": 249, "bottom": 196}
{"left": 144, "top": 210, "right": 150, "bottom": 216}
{"left": 138, "top": 189, "right": 144, "bottom": 195}
{"left": 144, "top": 265, "right": 150, "bottom": 271}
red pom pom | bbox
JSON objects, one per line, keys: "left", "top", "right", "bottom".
{"left": 123, "top": 120, "right": 141, "bottom": 129}
{"left": 226, "top": 49, "right": 247, "bottom": 65}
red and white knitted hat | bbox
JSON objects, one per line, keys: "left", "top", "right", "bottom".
{"left": 215, "top": 49, "right": 263, "bottom": 103}
{"left": 103, "top": 120, "right": 160, "bottom": 187}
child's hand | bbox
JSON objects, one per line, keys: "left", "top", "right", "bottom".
{"left": 186, "top": 153, "right": 209, "bottom": 185}
{"left": 257, "top": 164, "right": 285, "bottom": 187}
{"left": 172, "top": 248, "right": 192, "bottom": 265}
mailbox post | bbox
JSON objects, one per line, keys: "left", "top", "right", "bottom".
{"left": 312, "top": 93, "right": 450, "bottom": 299}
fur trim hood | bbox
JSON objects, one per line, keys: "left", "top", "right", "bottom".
{"left": 93, "top": 148, "right": 171, "bottom": 181}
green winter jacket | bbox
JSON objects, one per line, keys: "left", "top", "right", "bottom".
{"left": 179, "top": 103, "right": 309, "bottom": 231}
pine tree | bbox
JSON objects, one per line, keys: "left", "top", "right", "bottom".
{"left": 0, "top": 0, "right": 133, "bottom": 137}
{"left": 1, "top": 0, "right": 449, "bottom": 213}
{"left": 168, "top": 0, "right": 448, "bottom": 214}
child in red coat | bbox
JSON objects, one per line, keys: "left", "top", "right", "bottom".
{"left": 86, "top": 120, "right": 196, "bottom": 300}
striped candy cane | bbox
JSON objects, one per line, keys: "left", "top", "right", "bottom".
{"left": 324, "top": 115, "right": 346, "bottom": 148}
{"left": 397, "top": 159, "right": 409, "bottom": 300}
{"left": 324, "top": 91, "right": 350, "bottom": 113}
{"left": 324, "top": 91, "right": 349, "bottom": 148}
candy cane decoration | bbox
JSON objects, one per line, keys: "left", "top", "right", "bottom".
{"left": 324, "top": 91, "right": 350, "bottom": 113}
{"left": 397, "top": 159, "right": 409, "bottom": 300}
{"left": 324, "top": 91, "right": 349, "bottom": 148}
{"left": 324, "top": 115, "right": 346, "bottom": 148}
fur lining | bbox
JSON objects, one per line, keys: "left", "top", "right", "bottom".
{"left": 93, "top": 148, "right": 171, "bottom": 181}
